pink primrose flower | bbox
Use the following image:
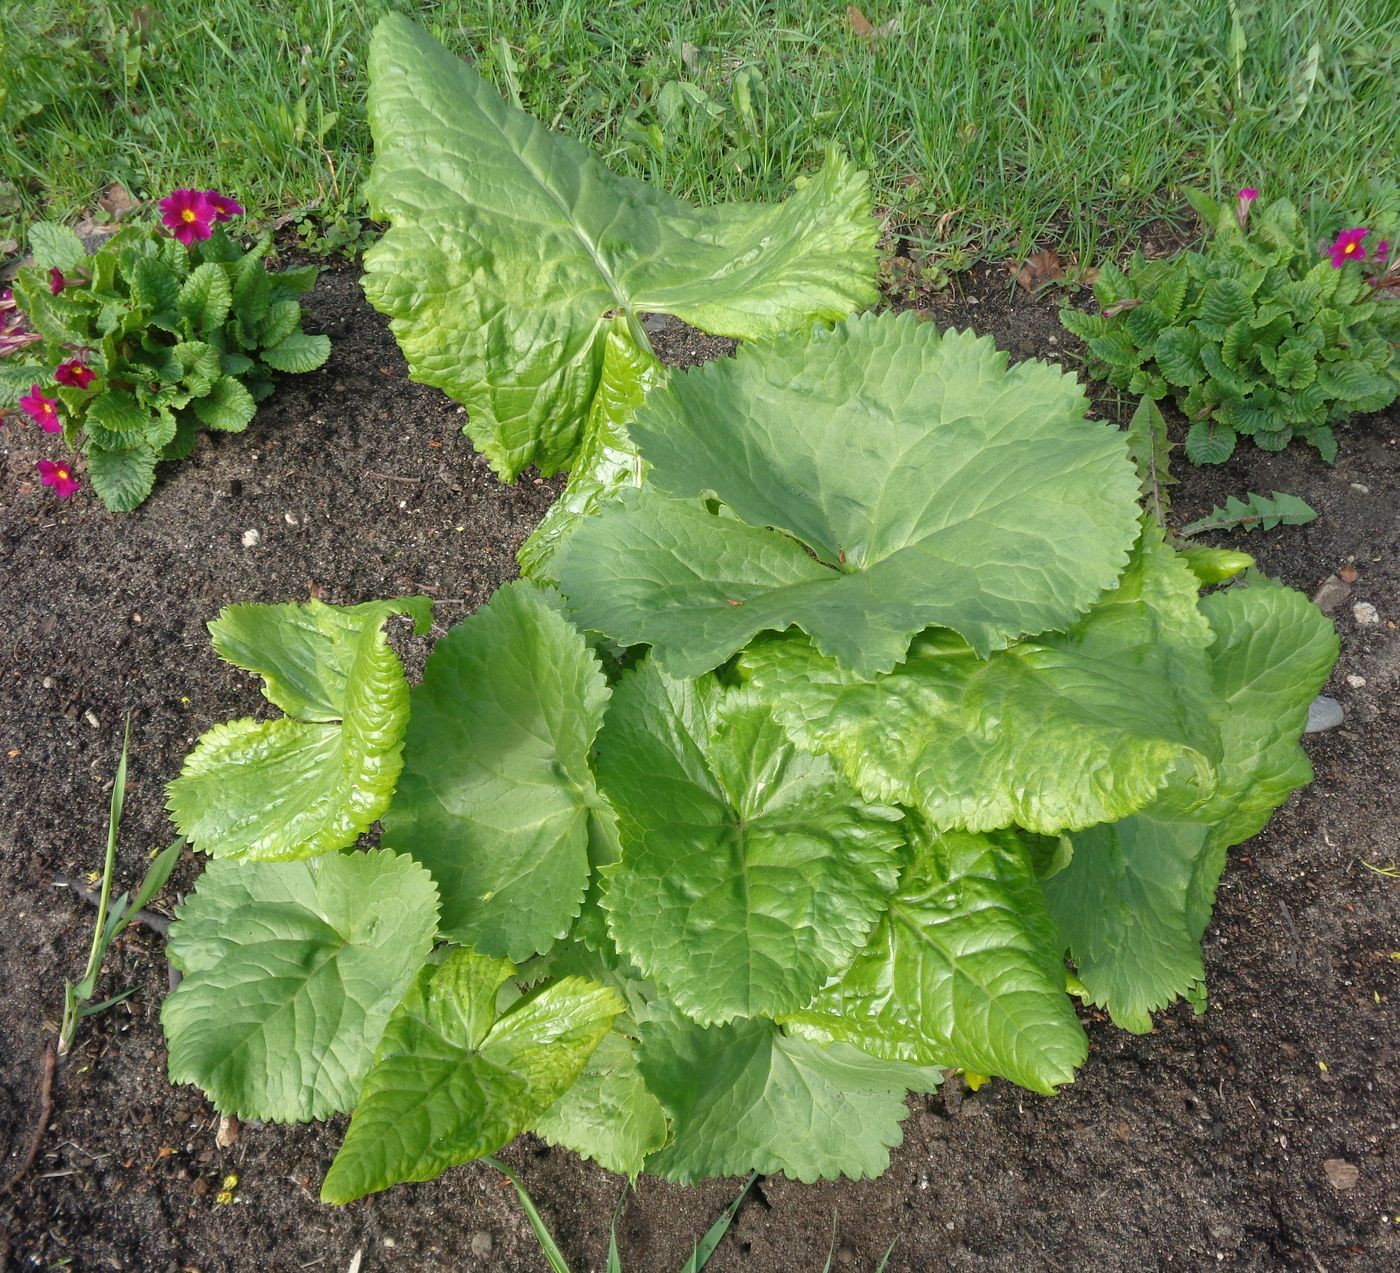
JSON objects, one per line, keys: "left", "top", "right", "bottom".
{"left": 49, "top": 267, "right": 66, "bottom": 295}
{"left": 1377, "top": 240, "right": 1391, "bottom": 262}
{"left": 1327, "top": 227, "right": 1369, "bottom": 268}
{"left": 37, "top": 458, "right": 81, "bottom": 498}
{"left": 1235, "top": 187, "right": 1259, "bottom": 229}
{"left": 203, "top": 191, "right": 244, "bottom": 223}
{"left": 19, "top": 384, "right": 61, "bottom": 433}
{"left": 159, "top": 188, "right": 217, "bottom": 245}
{"left": 54, "top": 358, "right": 96, "bottom": 390}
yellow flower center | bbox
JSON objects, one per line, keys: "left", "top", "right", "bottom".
{"left": 1345, "top": 242, "right": 1356, "bottom": 254}
{"left": 182, "top": 209, "right": 197, "bottom": 222}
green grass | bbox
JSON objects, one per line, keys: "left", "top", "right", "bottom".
{"left": 2, "top": 1, "right": 1396, "bottom": 264}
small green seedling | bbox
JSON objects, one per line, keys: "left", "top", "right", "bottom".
{"left": 59, "top": 720, "right": 183, "bottom": 1056}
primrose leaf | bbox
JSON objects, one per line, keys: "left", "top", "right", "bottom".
{"left": 384, "top": 582, "right": 612, "bottom": 961}
{"left": 744, "top": 525, "right": 1220, "bottom": 835}
{"left": 29, "top": 221, "right": 88, "bottom": 271}
{"left": 161, "top": 849, "right": 439, "bottom": 1123}
{"left": 638, "top": 1014, "right": 937, "bottom": 1184}
{"left": 87, "top": 444, "right": 158, "bottom": 512}
{"left": 177, "top": 262, "right": 233, "bottom": 332}
{"left": 558, "top": 315, "right": 1141, "bottom": 677}
{"left": 517, "top": 319, "right": 665, "bottom": 583}
{"left": 782, "top": 828, "right": 1086, "bottom": 1094}
{"left": 321, "top": 949, "right": 622, "bottom": 1203}
{"left": 597, "top": 662, "right": 904, "bottom": 1025}
{"left": 167, "top": 597, "right": 432, "bottom": 861}
{"left": 1044, "top": 579, "right": 1337, "bottom": 1028}
{"left": 261, "top": 330, "right": 331, "bottom": 374}
{"left": 363, "top": 14, "right": 876, "bottom": 480}
{"left": 192, "top": 375, "right": 256, "bottom": 432}
{"left": 530, "top": 1031, "right": 669, "bottom": 1180}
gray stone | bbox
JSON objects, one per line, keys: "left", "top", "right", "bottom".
{"left": 1305, "top": 695, "right": 1344, "bottom": 734}
{"left": 1311, "top": 575, "right": 1351, "bottom": 615}
{"left": 469, "top": 1231, "right": 494, "bottom": 1257}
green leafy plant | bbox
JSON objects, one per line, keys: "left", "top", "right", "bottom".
{"left": 60, "top": 720, "right": 183, "bottom": 1056}
{"left": 361, "top": 14, "right": 877, "bottom": 578}
{"left": 158, "top": 314, "right": 1337, "bottom": 1201}
{"left": 0, "top": 197, "right": 329, "bottom": 510}
{"left": 1060, "top": 187, "right": 1400, "bottom": 464}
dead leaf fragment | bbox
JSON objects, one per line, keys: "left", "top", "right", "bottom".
{"left": 1323, "top": 1158, "right": 1358, "bottom": 1189}
{"left": 1101, "top": 297, "right": 1144, "bottom": 318}
{"left": 847, "top": 6, "right": 898, "bottom": 42}
{"left": 215, "top": 1115, "right": 240, "bottom": 1148}
{"left": 1013, "top": 248, "right": 1065, "bottom": 294}
{"left": 98, "top": 183, "right": 138, "bottom": 218}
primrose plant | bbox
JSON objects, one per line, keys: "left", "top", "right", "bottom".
{"left": 160, "top": 313, "right": 1338, "bottom": 1201}
{"left": 0, "top": 190, "right": 329, "bottom": 510}
{"left": 1060, "top": 185, "right": 1400, "bottom": 464}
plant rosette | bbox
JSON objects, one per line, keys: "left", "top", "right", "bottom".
{"left": 1060, "top": 185, "right": 1400, "bottom": 464}
{"left": 160, "top": 313, "right": 1338, "bottom": 1202}
{"left": 0, "top": 191, "right": 330, "bottom": 511}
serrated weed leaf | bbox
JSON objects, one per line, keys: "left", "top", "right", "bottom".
{"left": 743, "top": 525, "right": 1220, "bottom": 835}
{"left": 638, "top": 1015, "right": 937, "bottom": 1184}
{"left": 384, "top": 582, "right": 612, "bottom": 961}
{"left": 161, "top": 850, "right": 439, "bottom": 1123}
{"left": 558, "top": 314, "right": 1141, "bottom": 677}
{"left": 167, "top": 598, "right": 431, "bottom": 861}
{"left": 321, "top": 948, "right": 622, "bottom": 1203}
{"left": 596, "top": 662, "right": 904, "bottom": 1025}
{"left": 363, "top": 14, "right": 876, "bottom": 480}
{"left": 784, "top": 828, "right": 1086, "bottom": 1093}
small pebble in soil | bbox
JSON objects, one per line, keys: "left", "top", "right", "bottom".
{"left": 84, "top": 709, "right": 100, "bottom": 729}
{"left": 1346, "top": 674, "right": 1367, "bottom": 689}
{"left": 1311, "top": 575, "right": 1351, "bottom": 614}
{"left": 1305, "top": 696, "right": 1344, "bottom": 734}
{"left": 1353, "top": 602, "right": 1380, "bottom": 625}
{"left": 1350, "top": 483, "right": 1371, "bottom": 494}
{"left": 284, "top": 512, "right": 300, "bottom": 526}
{"left": 1323, "top": 1158, "right": 1359, "bottom": 1189}
{"left": 241, "top": 529, "right": 261, "bottom": 548}
{"left": 469, "top": 1231, "right": 493, "bottom": 1256}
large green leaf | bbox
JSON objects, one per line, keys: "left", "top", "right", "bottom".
{"left": 363, "top": 14, "right": 877, "bottom": 480}
{"left": 530, "top": 1030, "right": 669, "bottom": 1180}
{"left": 162, "top": 850, "right": 439, "bottom": 1122}
{"left": 557, "top": 315, "right": 1141, "bottom": 677}
{"left": 384, "top": 582, "right": 612, "bottom": 961}
{"left": 597, "top": 662, "right": 904, "bottom": 1024}
{"left": 321, "top": 948, "right": 622, "bottom": 1203}
{"left": 87, "top": 444, "right": 158, "bottom": 513}
{"left": 638, "top": 1014, "right": 937, "bottom": 1184}
{"left": 742, "top": 525, "right": 1220, "bottom": 834}
{"left": 1043, "top": 579, "right": 1337, "bottom": 1030}
{"left": 517, "top": 319, "right": 665, "bottom": 583}
{"left": 167, "top": 597, "right": 432, "bottom": 861}
{"left": 782, "top": 828, "right": 1086, "bottom": 1094}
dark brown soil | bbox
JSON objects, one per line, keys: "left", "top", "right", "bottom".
{"left": 2, "top": 261, "right": 1397, "bottom": 1273}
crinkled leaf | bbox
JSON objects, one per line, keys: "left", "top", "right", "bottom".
{"left": 384, "top": 582, "right": 611, "bottom": 961}
{"left": 28, "top": 222, "right": 87, "bottom": 271}
{"left": 597, "top": 662, "right": 903, "bottom": 1024}
{"left": 638, "top": 1014, "right": 936, "bottom": 1184}
{"left": 531, "top": 1031, "right": 669, "bottom": 1180}
{"left": 782, "top": 828, "right": 1086, "bottom": 1094}
{"left": 177, "top": 261, "right": 232, "bottom": 332}
{"left": 321, "top": 949, "right": 622, "bottom": 1203}
{"left": 1184, "top": 420, "right": 1236, "bottom": 465}
{"left": 1044, "top": 579, "right": 1337, "bottom": 1029}
{"left": 161, "top": 850, "right": 439, "bottom": 1122}
{"left": 262, "top": 330, "right": 330, "bottom": 373}
{"left": 517, "top": 319, "right": 664, "bottom": 583}
{"left": 743, "top": 526, "right": 1219, "bottom": 835}
{"left": 363, "top": 14, "right": 877, "bottom": 480}
{"left": 87, "top": 444, "right": 157, "bottom": 512}
{"left": 558, "top": 315, "right": 1140, "bottom": 677}
{"left": 167, "top": 598, "right": 432, "bottom": 861}
{"left": 192, "top": 374, "right": 256, "bottom": 432}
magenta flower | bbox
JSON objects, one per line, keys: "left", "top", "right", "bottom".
{"left": 1378, "top": 240, "right": 1391, "bottom": 262}
{"left": 1327, "top": 227, "right": 1369, "bottom": 268}
{"left": 49, "top": 267, "right": 67, "bottom": 295}
{"left": 54, "top": 358, "right": 96, "bottom": 390}
{"left": 36, "top": 458, "right": 81, "bottom": 499}
{"left": 0, "top": 290, "right": 41, "bottom": 358}
{"left": 19, "top": 385, "right": 61, "bottom": 433}
{"left": 159, "top": 188, "right": 217, "bottom": 245}
{"left": 1235, "top": 187, "right": 1259, "bottom": 229}
{"left": 203, "top": 190, "right": 244, "bottom": 223}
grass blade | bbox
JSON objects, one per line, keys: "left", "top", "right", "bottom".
{"left": 874, "top": 1237, "right": 900, "bottom": 1271}
{"left": 482, "top": 1157, "right": 572, "bottom": 1273}
{"left": 681, "top": 1171, "right": 758, "bottom": 1273}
